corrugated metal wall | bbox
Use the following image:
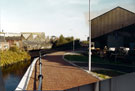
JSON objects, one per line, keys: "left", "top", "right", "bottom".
{"left": 91, "top": 7, "right": 135, "bottom": 39}
{"left": 64, "top": 72, "right": 135, "bottom": 91}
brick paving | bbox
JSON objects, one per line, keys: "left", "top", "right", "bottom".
{"left": 27, "top": 51, "right": 99, "bottom": 90}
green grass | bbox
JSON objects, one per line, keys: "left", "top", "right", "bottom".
{"left": 92, "top": 55, "right": 135, "bottom": 67}
{"left": 64, "top": 54, "right": 88, "bottom": 62}
{"left": 93, "top": 72, "right": 111, "bottom": 79}
{"left": 64, "top": 54, "right": 127, "bottom": 79}
{"left": 64, "top": 54, "right": 135, "bottom": 67}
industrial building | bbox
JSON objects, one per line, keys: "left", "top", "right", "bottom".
{"left": 91, "top": 6, "right": 135, "bottom": 49}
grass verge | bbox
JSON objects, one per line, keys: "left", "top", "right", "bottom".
{"left": 64, "top": 54, "right": 88, "bottom": 62}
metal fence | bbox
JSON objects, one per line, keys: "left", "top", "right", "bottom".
{"left": 38, "top": 51, "right": 43, "bottom": 90}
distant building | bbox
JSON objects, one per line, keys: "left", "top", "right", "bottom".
{"left": 5, "top": 36, "right": 23, "bottom": 48}
{"left": 21, "top": 32, "right": 52, "bottom": 50}
{"left": 21, "top": 32, "right": 45, "bottom": 42}
{"left": 0, "top": 36, "right": 9, "bottom": 51}
{"left": 0, "top": 32, "right": 52, "bottom": 50}
{"left": 0, "top": 42, "right": 9, "bottom": 51}
{"left": 4, "top": 33, "right": 21, "bottom": 37}
{"left": 91, "top": 6, "right": 135, "bottom": 49}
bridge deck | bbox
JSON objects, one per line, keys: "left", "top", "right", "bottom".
{"left": 27, "top": 51, "right": 99, "bottom": 90}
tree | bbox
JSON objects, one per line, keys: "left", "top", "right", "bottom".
{"left": 56, "top": 35, "right": 68, "bottom": 46}
{"left": 65, "top": 37, "right": 73, "bottom": 42}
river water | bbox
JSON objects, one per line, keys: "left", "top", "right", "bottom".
{"left": 1, "top": 60, "right": 31, "bottom": 91}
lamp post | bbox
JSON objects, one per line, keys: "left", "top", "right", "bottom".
{"left": 89, "top": 0, "right": 91, "bottom": 71}
{"left": 69, "top": 29, "right": 75, "bottom": 52}
{"left": 73, "top": 36, "right": 75, "bottom": 52}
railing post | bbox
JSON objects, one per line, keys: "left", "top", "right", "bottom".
{"left": 94, "top": 82, "right": 100, "bottom": 91}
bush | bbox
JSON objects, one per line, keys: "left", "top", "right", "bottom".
{"left": 0, "top": 49, "right": 31, "bottom": 67}
{"left": 9, "top": 46, "right": 20, "bottom": 52}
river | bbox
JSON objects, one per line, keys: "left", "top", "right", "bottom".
{"left": 1, "top": 60, "right": 31, "bottom": 91}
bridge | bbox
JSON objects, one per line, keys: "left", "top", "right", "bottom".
{"left": 16, "top": 50, "right": 99, "bottom": 90}
{"left": 13, "top": 49, "right": 135, "bottom": 91}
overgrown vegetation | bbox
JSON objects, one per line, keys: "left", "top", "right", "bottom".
{"left": 0, "top": 46, "right": 31, "bottom": 67}
{"left": 93, "top": 70, "right": 125, "bottom": 78}
{"left": 93, "top": 72, "right": 111, "bottom": 79}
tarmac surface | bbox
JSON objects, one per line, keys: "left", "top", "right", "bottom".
{"left": 27, "top": 51, "right": 99, "bottom": 90}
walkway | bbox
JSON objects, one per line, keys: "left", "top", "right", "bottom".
{"left": 27, "top": 51, "right": 99, "bottom": 90}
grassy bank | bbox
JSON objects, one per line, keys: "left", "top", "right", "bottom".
{"left": 0, "top": 47, "right": 31, "bottom": 67}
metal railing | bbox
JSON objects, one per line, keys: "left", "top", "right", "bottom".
{"left": 38, "top": 50, "right": 43, "bottom": 90}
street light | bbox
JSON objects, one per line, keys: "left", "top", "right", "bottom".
{"left": 73, "top": 36, "right": 75, "bottom": 52}
{"left": 89, "top": 0, "right": 91, "bottom": 71}
{"left": 69, "top": 29, "right": 75, "bottom": 52}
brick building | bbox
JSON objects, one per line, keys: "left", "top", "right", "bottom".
{"left": 5, "top": 36, "right": 23, "bottom": 49}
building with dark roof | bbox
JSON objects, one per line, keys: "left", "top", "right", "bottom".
{"left": 91, "top": 6, "right": 135, "bottom": 49}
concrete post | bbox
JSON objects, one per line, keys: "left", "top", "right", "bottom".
{"left": 94, "top": 82, "right": 100, "bottom": 91}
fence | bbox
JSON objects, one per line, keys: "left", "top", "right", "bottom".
{"left": 44, "top": 72, "right": 135, "bottom": 91}
{"left": 66, "top": 72, "right": 135, "bottom": 91}
{"left": 38, "top": 51, "right": 43, "bottom": 90}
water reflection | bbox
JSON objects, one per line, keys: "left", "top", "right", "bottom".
{"left": 1, "top": 60, "right": 31, "bottom": 91}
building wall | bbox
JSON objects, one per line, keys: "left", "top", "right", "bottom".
{"left": 107, "top": 33, "right": 124, "bottom": 48}
{"left": 0, "top": 42, "right": 9, "bottom": 51}
{"left": 6, "top": 39, "right": 23, "bottom": 49}
{"left": 62, "top": 72, "right": 135, "bottom": 91}
{"left": 92, "top": 7, "right": 135, "bottom": 39}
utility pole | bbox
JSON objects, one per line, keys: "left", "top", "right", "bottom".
{"left": 89, "top": 0, "right": 91, "bottom": 71}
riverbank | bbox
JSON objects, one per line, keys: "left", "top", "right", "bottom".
{"left": 0, "top": 49, "right": 31, "bottom": 67}
{"left": 1, "top": 59, "right": 31, "bottom": 91}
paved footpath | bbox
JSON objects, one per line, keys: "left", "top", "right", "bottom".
{"left": 27, "top": 51, "right": 99, "bottom": 90}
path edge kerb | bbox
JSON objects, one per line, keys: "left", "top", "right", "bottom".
{"left": 15, "top": 57, "right": 39, "bottom": 90}
{"left": 62, "top": 52, "right": 102, "bottom": 80}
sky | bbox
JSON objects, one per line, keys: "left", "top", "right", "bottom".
{"left": 90, "top": 0, "right": 135, "bottom": 19}
{"left": 0, "top": 0, "right": 135, "bottom": 40}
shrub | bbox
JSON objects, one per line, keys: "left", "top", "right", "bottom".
{"left": 9, "top": 46, "right": 20, "bottom": 52}
{"left": 0, "top": 49, "right": 31, "bottom": 67}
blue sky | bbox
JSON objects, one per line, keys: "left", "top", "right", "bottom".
{"left": 0, "top": 0, "right": 135, "bottom": 40}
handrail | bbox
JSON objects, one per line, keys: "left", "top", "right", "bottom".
{"left": 38, "top": 50, "right": 43, "bottom": 90}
